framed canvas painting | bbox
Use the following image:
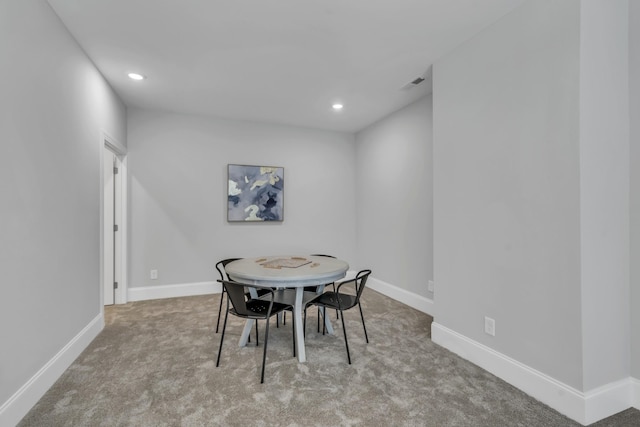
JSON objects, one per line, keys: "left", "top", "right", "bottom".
{"left": 227, "top": 164, "right": 284, "bottom": 222}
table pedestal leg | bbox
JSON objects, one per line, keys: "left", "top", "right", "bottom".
{"left": 320, "top": 308, "right": 335, "bottom": 334}
{"left": 239, "top": 319, "right": 254, "bottom": 347}
{"left": 294, "top": 288, "right": 306, "bottom": 362}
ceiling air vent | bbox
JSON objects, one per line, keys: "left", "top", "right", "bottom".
{"left": 400, "top": 66, "right": 432, "bottom": 93}
{"left": 400, "top": 70, "right": 430, "bottom": 91}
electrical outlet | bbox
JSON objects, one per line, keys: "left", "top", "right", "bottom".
{"left": 484, "top": 316, "right": 496, "bottom": 336}
{"left": 150, "top": 269, "right": 158, "bottom": 280}
{"left": 428, "top": 280, "right": 435, "bottom": 292}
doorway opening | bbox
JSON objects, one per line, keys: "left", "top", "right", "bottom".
{"left": 102, "top": 132, "right": 127, "bottom": 306}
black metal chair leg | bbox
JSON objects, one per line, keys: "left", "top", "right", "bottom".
{"left": 358, "top": 302, "right": 369, "bottom": 343}
{"left": 216, "top": 305, "right": 230, "bottom": 367}
{"left": 338, "top": 307, "right": 351, "bottom": 364}
{"left": 322, "top": 308, "right": 327, "bottom": 335}
{"left": 261, "top": 318, "right": 270, "bottom": 383}
{"left": 215, "top": 290, "right": 225, "bottom": 333}
{"left": 255, "top": 320, "right": 259, "bottom": 346}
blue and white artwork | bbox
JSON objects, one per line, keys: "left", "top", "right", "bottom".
{"left": 227, "top": 164, "right": 284, "bottom": 222}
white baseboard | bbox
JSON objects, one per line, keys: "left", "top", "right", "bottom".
{"left": 127, "top": 281, "right": 220, "bottom": 302}
{"left": 633, "top": 377, "right": 640, "bottom": 408}
{"left": 366, "top": 275, "right": 434, "bottom": 316}
{"left": 583, "top": 377, "right": 636, "bottom": 424}
{"left": 0, "top": 313, "right": 103, "bottom": 427}
{"left": 432, "top": 322, "right": 635, "bottom": 425}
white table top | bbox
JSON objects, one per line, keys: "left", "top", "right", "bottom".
{"left": 227, "top": 255, "right": 347, "bottom": 363}
{"left": 225, "top": 255, "right": 349, "bottom": 287}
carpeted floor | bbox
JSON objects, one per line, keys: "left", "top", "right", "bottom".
{"left": 18, "top": 289, "right": 640, "bottom": 426}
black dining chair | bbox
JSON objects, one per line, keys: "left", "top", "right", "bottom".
{"left": 308, "top": 269, "right": 371, "bottom": 364}
{"left": 282, "top": 254, "right": 339, "bottom": 331}
{"left": 215, "top": 258, "right": 273, "bottom": 337}
{"left": 216, "top": 280, "right": 295, "bottom": 383}
{"left": 214, "top": 258, "right": 242, "bottom": 333}
{"left": 310, "top": 254, "right": 340, "bottom": 331}
{"left": 309, "top": 255, "right": 339, "bottom": 309}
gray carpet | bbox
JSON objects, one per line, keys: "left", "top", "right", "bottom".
{"left": 18, "top": 289, "right": 640, "bottom": 426}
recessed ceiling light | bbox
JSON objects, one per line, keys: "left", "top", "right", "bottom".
{"left": 128, "top": 72, "right": 145, "bottom": 80}
{"left": 332, "top": 103, "right": 343, "bottom": 111}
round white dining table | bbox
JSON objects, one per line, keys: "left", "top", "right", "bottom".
{"left": 225, "top": 255, "right": 349, "bottom": 362}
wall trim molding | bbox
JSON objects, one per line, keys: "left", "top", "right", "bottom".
{"left": 0, "top": 313, "right": 103, "bottom": 427}
{"left": 583, "top": 377, "right": 637, "bottom": 424}
{"left": 432, "top": 322, "right": 636, "bottom": 425}
{"left": 101, "top": 128, "right": 126, "bottom": 154}
{"left": 127, "top": 281, "right": 220, "bottom": 302}
{"left": 366, "top": 276, "right": 434, "bottom": 316}
{"left": 101, "top": 129, "right": 129, "bottom": 305}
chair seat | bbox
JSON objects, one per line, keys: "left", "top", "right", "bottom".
{"left": 231, "top": 300, "right": 292, "bottom": 319}
{"left": 313, "top": 291, "right": 357, "bottom": 311}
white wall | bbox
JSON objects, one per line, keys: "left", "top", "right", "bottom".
{"left": 127, "top": 109, "right": 357, "bottom": 291}
{"left": 578, "top": 0, "right": 630, "bottom": 393}
{"left": 432, "top": 0, "right": 634, "bottom": 423}
{"left": 355, "top": 96, "right": 433, "bottom": 303}
{"left": 0, "top": 0, "right": 127, "bottom": 424}
{"left": 630, "top": 0, "right": 640, "bottom": 382}
{"left": 433, "top": 0, "right": 584, "bottom": 388}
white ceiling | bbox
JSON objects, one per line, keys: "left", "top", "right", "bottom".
{"left": 47, "top": 0, "right": 525, "bottom": 133}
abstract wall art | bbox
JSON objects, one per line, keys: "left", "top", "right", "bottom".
{"left": 227, "top": 164, "right": 284, "bottom": 222}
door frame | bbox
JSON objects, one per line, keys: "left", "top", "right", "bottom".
{"left": 100, "top": 130, "right": 128, "bottom": 307}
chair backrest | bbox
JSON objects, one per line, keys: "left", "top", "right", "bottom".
{"left": 304, "top": 255, "right": 337, "bottom": 291}
{"left": 220, "top": 280, "right": 274, "bottom": 319}
{"left": 215, "top": 258, "right": 242, "bottom": 282}
{"left": 353, "top": 269, "right": 371, "bottom": 302}
{"left": 336, "top": 269, "right": 371, "bottom": 307}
